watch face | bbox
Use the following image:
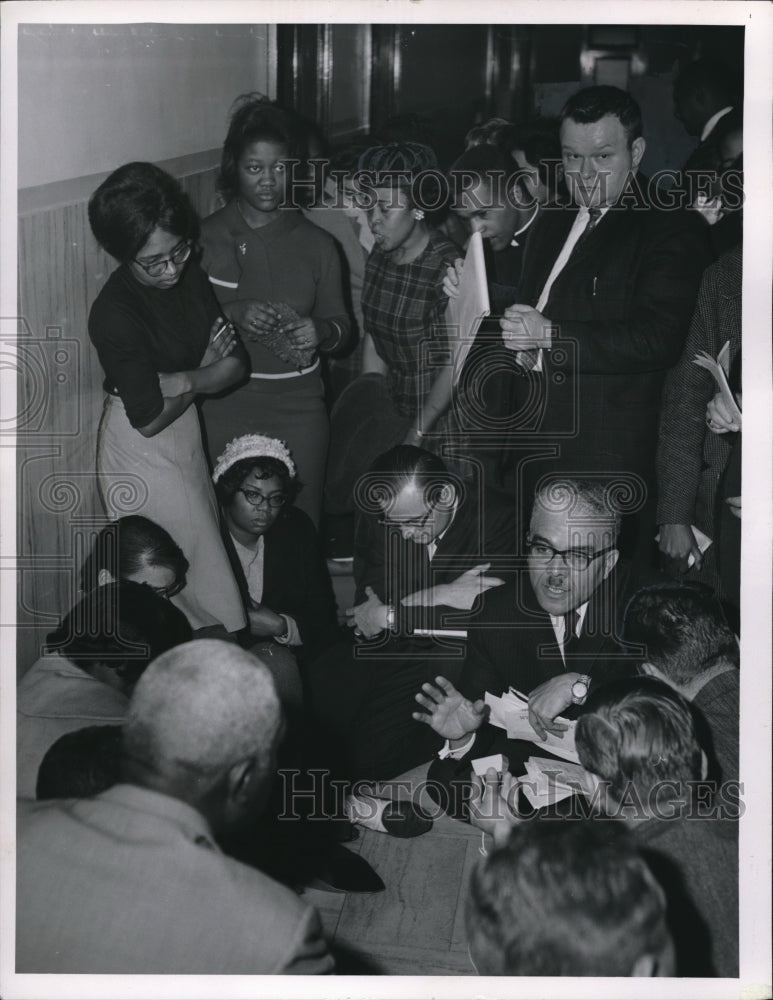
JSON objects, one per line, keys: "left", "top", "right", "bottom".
{"left": 572, "top": 680, "right": 589, "bottom": 700}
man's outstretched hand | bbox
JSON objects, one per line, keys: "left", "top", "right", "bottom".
{"left": 412, "top": 676, "right": 487, "bottom": 740}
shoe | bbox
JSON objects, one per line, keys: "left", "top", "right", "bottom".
{"left": 346, "top": 793, "right": 433, "bottom": 838}
{"left": 298, "top": 843, "right": 384, "bottom": 894}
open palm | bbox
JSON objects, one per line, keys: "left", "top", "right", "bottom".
{"left": 413, "top": 676, "right": 486, "bottom": 740}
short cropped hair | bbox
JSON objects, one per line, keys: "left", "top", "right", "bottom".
{"left": 214, "top": 455, "right": 300, "bottom": 508}
{"left": 124, "top": 640, "right": 281, "bottom": 783}
{"left": 575, "top": 677, "right": 703, "bottom": 803}
{"left": 79, "top": 516, "right": 189, "bottom": 595}
{"left": 623, "top": 583, "right": 739, "bottom": 685}
{"left": 673, "top": 58, "right": 742, "bottom": 107}
{"left": 560, "top": 85, "right": 643, "bottom": 147}
{"left": 45, "top": 581, "right": 192, "bottom": 688}
{"left": 448, "top": 144, "right": 519, "bottom": 202}
{"left": 36, "top": 725, "right": 123, "bottom": 801}
{"left": 88, "top": 162, "right": 199, "bottom": 263}
{"left": 533, "top": 476, "right": 623, "bottom": 537}
{"left": 467, "top": 819, "right": 671, "bottom": 976}
{"left": 218, "top": 94, "right": 303, "bottom": 202}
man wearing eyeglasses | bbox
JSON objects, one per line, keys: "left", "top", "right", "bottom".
{"left": 414, "top": 477, "right": 662, "bottom": 813}
{"left": 309, "top": 445, "right": 519, "bottom": 785}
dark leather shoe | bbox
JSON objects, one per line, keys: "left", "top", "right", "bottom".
{"left": 298, "top": 843, "right": 385, "bottom": 894}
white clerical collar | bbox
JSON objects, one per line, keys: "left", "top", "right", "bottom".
{"left": 510, "top": 204, "right": 540, "bottom": 247}
{"left": 426, "top": 501, "right": 459, "bottom": 562}
{"left": 701, "top": 106, "right": 733, "bottom": 143}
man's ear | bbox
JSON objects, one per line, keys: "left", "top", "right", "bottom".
{"left": 437, "top": 482, "right": 456, "bottom": 508}
{"left": 227, "top": 757, "right": 257, "bottom": 807}
{"left": 97, "top": 568, "right": 115, "bottom": 587}
{"left": 602, "top": 547, "right": 620, "bottom": 579}
{"left": 631, "top": 136, "right": 646, "bottom": 171}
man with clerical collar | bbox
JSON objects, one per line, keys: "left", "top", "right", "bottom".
{"left": 309, "top": 445, "right": 519, "bottom": 784}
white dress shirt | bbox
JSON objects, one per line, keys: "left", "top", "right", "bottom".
{"left": 518, "top": 206, "right": 610, "bottom": 371}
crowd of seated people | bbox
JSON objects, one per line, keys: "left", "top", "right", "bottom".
{"left": 16, "top": 62, "right": 747, "bottom": 979}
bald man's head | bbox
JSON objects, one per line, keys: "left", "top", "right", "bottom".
{"left": 124, "top": 640, "right": 282, "bottom": 828}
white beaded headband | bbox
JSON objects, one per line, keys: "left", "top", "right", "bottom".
{"left": 212, "top": 433, "right": 296, "bottom": 483}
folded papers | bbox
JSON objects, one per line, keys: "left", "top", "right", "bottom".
{"left": 484, "top": 689, "right": 580, "bottom": 764}
{"left": 520, "top": 756, "right": 588, "bottom": 809}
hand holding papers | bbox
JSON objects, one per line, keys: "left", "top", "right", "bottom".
{"left": 484, "top": 689, "right": 580, "bottom": 764}
{"left": 521, "top": 757, "right": 589, "bottom": 809}
{"left": 444, "top": 232, "right": 490, "bottom": 386}
{"left": 655, "top": 524, "right": 712, "bottom": 570}
{"left": 693, "top": 340, "right": 742, "bottom": 427}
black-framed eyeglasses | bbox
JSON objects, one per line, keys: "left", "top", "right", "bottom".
{"left": 378, "top": 505, "right": 435, "bottom": 529}
{"left": 525, "top": 533, "right": 615, "bottom": 571}
{"left": 238, "top": 488, "right": 286, "bottom": 510}
{"left": 133, "top": 240, "right": 192, "bottom": 277}
{"left": 135, "top": 578, "right": 185, "bottom": 600}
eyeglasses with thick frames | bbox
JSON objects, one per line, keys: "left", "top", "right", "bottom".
{"left": 525, "top": 534, "right": 614, "bottom": 572}
{"left": 378, "top": 505, "right": 436, "bottom": 529}
{"left": 133, "top": 241, "right": 192, "bottom": 278}
{"left": 238, "top": 488, "right": 286, "bottom": 510}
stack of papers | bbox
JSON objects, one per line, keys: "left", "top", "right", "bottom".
{"left": 521, "top": 756, "right": 589, "bottom": 809}
{"left": 484, "top": 689, "right": 580, "bottom": 764}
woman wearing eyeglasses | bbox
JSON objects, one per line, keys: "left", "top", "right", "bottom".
{"left": 212, "top": 434, "right": 340, "bottom": 711}
{"left": 88, "top": 162, "right": 249, "bottom": 635}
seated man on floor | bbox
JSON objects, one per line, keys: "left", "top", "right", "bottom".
{"left": 466, "top": 818, "right": 675, "bottom": 977}
{"left": 470, "top": 677, "right": 739, "bottom": 978}
{"left": 17, "top": 580, "right": 192, "bottom": 799}
{"left": 17, "top": 639, "right": 334, "bottom": 975}
{"left": 623, "top": 581, "right": 740, "bottom": 784}
{"left": 414, "top": 476, "right": 659, "bottom": 811}
{"left": 308, "top": 444, "right": 518, "bottom": 786}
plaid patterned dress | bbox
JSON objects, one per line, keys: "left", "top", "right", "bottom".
{"left": 362, "top": 230, "right": 460, "bottom": 421}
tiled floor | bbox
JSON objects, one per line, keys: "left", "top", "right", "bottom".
{"left": 299, "top": 764, "right": 481, "bottom": 975}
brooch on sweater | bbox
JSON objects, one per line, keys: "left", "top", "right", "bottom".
{"left": 238, "top": 242, "right": 247, "bottom": 256}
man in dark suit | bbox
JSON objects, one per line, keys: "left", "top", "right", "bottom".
{"left": 414, "top": 477, "right": 660, "bottom": 812}
{"left": 497, "top": 86, "right": 712, "bottom": 559}
{"left": 673, "top": 58, "right": 741, "bottom": 188}
{"left": 308, "top": 445, "right": 519, "bottom": 784}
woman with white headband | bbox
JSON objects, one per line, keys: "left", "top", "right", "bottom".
{"left": 213, "top": 433, "right": 340, "bottom": 713}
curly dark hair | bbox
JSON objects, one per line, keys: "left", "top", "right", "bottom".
{"left": 45, "top": 581, "right": 192, "bottom": 691}
{"left": 88, "top": 162, "right": 199, "bottom": 263}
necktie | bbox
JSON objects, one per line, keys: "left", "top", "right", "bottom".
{"left": 563, "top": 609, "right": 581, "bottom": 658}
{"left": 513, "top": 209, "right": 602, "bottom": 373}
{"left": 569, "top": 206, "right": 603, "bottom": 257}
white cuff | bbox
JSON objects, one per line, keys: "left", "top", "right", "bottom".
{"left": 438, "top": 732, "right": 477, "bottom": 760}
{"left": 275, "top": 615, "right": 302, "bottom": 646}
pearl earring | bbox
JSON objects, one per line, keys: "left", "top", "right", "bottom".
{"left": 412, "top": 209, "right": 425, "bottom": 221}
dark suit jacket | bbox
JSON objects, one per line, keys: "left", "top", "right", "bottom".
{"left": 458, "top": 558, "right": 663, "bottom": 711}
{"left": 511, "top": 177, "right": 712, "bottom": 482}
{"left": 223, "top": 506, "right": 340, "bottom": 662}
{"left": 354, "top": 484, "right": 520, "bottom": 639}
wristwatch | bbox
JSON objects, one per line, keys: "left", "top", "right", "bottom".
{"left": 384, "top": 605, "right": 397, "bottom": 632}
{"left": 570, "top": 674, "right": 591, "bottom": 705}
